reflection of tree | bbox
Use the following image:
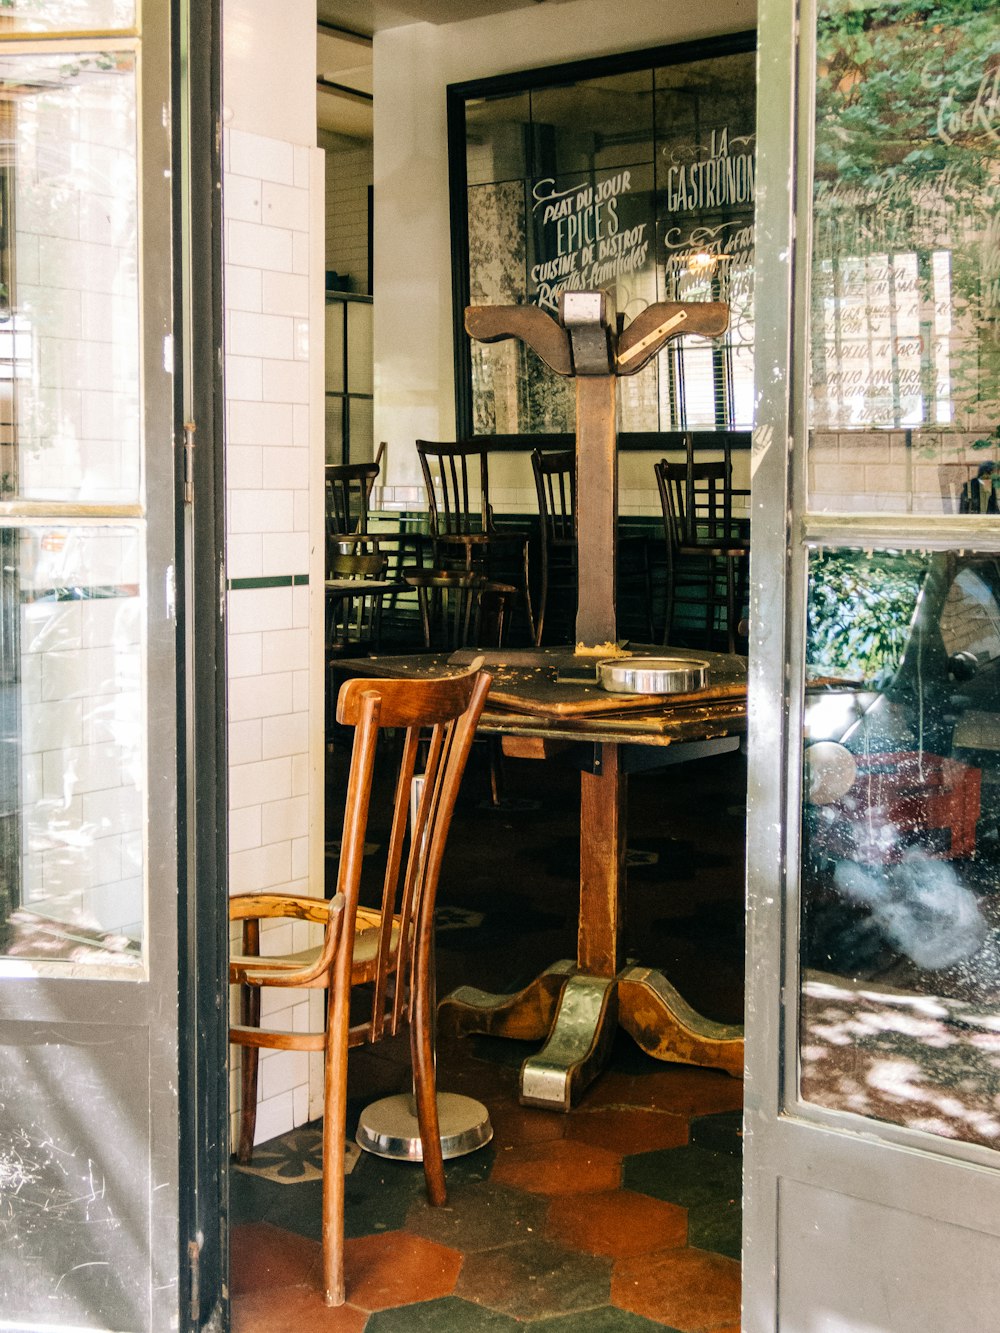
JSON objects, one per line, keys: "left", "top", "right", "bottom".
{"left": 812, "top": 0, "right": 1000, "bottom": 429}
{"left": 807, "top": 549, "right": 925, "bottom": 687}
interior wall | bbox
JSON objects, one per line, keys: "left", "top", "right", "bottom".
{"left": 222, "top": 0, "right": 327, "bottom": 1146}
{"left": 371, "top": 0, "right": 758, "bottom": 499}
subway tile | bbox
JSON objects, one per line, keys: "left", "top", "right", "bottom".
{"left": 227, "top": 586, "right": 295, "bottom": 635}
{"left": 261, "top": 444, "right": 310, "bottom": 489}
{"left": 262, "top": 270, "right": 310, "bottom": 319}
{"left": 22, "top": 698, "right": 85, "bottom": 754}
{"left": 229, "top": 310, "right": 295, "bottom": 361}
{"left": 228, "top": 130, "right": 295, "bottom": 186}
{"left": 291, "top": 230, "right": 310, "bottom": 275}
{"left": 230, "top": 804, "right": 263, "bottom": 855}
{"left": 291, "top": 836, "right": 310, "bottom": 884}
{"left": 253, "top": 1091, "right": 295, "bottom": 1146}
{"left": 261, "top": 627, "right": 309, "bottom": 675}
{"left": 229, "top": 756, "right": 293, "bottom": 810}
{"left": 228, "top": 631, "right": 264, "bottom": 679}
{"left": 229, "top": 719, "right": 264, "bottom": 767}
{"left": 229, "top": 840, "right": 293, "bottom": 895}
{"left": 224, "top": 173, "right": 263, "bottom": 223}
{"left": 86, "top": 877, "right": 142, "bottom": 934}
{"left": 228, "top": 673, "right": 296, "bottom": 724}
{"left": 292, "top": 489, "right": 311, "bottom": 534}
{"left": 260, "top": 1048, "right": 310, "bottom": 1101}
{"left": 227, "top": 533, "right": 264, "bottom": 579}
{"left": 262, "top": 531, "right": 310, "bottom": 577}
{"left": 262, "top": 358, "right": 310, "bottom": 406}
{"left": 225, "top": 264, "right": 263, "bottom": 313}
{"left": 228, "top": 488, "right": 295, "bottom": 536}
{"left": 226, "top": 356, "right": 264, "bottom": 403}
{"left": 292, "top": 670, "right": 310, "bottom": 715}
{"left": 290, "top": 752, "right": 310, "bottom": 798}
{"left": 262, "top": 795, "right": 309, "bottom": 845}
{"left": 226, "top": 445, "right": 265, "bottom": 491}
{"left": 230, "top": 400, "right": 295, "bottom": 448}
{"left": 82, "top": 783, "right": 142, "bottom": 835}
{"left": 262, "top": 181, "right": 310, "bottom": 233}
{"left": 261, "top": 712, "right": 309, "bottom": 760}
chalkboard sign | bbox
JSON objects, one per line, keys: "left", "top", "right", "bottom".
{"left": 448, "top": 33, "right": 757, "bottom": 440}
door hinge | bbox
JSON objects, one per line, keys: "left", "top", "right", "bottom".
{"left": 187, "top": 1237, "right": 201, "bottom": 1323}
{"left": 184, "top": 421, "right": 197, "bottom": 505}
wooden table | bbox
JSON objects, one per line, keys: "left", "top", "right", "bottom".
{"left": 340, "top": 643, "right": 746, "bottom": 1109}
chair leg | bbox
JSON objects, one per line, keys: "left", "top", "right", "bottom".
{"left": 410, "top": 919, "right": 446, "bottom": 1207}
{"left": 535, "top": 548, "right": 549, "bottom": 647}
{"left": 321, "top": 986, "right": 351, "bottom": 1307}
{"left": 237, "top": 942, "right": 261, "bottom": 1164}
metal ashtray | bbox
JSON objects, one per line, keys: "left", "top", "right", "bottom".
{"left": 597, "top": 656, "right": 710, "bottom": 695}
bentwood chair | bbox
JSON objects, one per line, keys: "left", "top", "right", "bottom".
{"left": 416, "top": 440, "right": 535, "bottom": 641}
{"left": 531, "top": 447, "right": 653, "bottom": 646}
{"left": 654, "top": 458, "right": 749, "bottom": 653}
{"left": 230, "top": 663, "right": 492, "bottom": 1307}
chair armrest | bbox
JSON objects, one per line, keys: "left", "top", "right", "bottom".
{"left": 229, "top": 891, "right": 337, "bottom": 927}
{"left": 230, "top": 893, "right": 346, "bottom": 988}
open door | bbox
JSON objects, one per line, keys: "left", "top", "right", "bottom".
{"left": 0, "top": 2, "right": 225, "bottom": 1329}
{"left": 745, "top": 0, "right": 1000, "bottom": 1327}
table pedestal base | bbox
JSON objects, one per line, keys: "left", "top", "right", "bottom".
{"left": 439, "top": 961, "right": 743, "bottom": 1109}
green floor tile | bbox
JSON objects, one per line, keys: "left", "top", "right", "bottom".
{"left": 534, "top": 1308, "right": 681, "bottom": 1330}
{"left": 455, "top": 1238, "right": 612, "bottom": 1321}
{"left": 623, "top": 1144, "right": 742, "bottom": 1210}
{"left": 689, "top": 1109, "right": 743, "bottom": 1156}
{"left": 366, "top": 1295, "right": 521, "bottom": 1331}
{"left": 405, "top": 1180, "right": 547, "bottom": 1252}
{"left": 687, "top": 1198, "right": 742, "bottom": 1260}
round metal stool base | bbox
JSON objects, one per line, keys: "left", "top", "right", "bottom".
{"left": 356, "top": 1091, "right": 493, "bottom": 1162}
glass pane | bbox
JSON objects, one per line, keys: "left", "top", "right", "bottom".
{"left": 655, "top": 50, "right": 756, "bottom": 433}
{"left": 347, "top": 395, "right": 373, "bottom": 464}
{"left": 0, "top": 52, "right": 139, "bottom": 503}
{"left": 0, "top": 0, "right": 134, "bottom": 32}
{"left": 530, "top": 69, "right": 654, "bottom": 176}
{"left": 346, "top": 300, "right": 373, "bottom": 396}
{"left": 1, "top": 524, "right": 144, "bottom": 969}
{"left": 325, "top": 394, "right": 343, "bottom": 465}
{"left": 800, "top": 548, "right": 1000, "bottom": 1147}
{"left": 466, "top": 91, "right": 529, "bottom": 186}
{"left": 808, "top": 2, "right": 1000, "bottom": 508}
{"left": 325, "top": 300, "right": 345, "bottom": 393}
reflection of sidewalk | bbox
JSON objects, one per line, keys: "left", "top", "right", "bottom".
{"left": 6, "top": 907, "right": 141, "bottom": 967}
{"left": 801, "top": 969, "right": 1000, "bottom": 1148}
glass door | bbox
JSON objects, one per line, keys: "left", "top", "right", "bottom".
{"left": 746, "top": 0, "right": 1000, "bottom": 1326}
{"left": 0, "top": 2, "right": 224, "bottom": 1328}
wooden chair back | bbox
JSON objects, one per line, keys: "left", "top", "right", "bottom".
{"left": 655, "top": 459, "right": 736, "bottom": 550}
{"left": 416, "top": 440, "right": 492, "bottom": 538}
{"left": 326, "top": 546, "right": 389, "bottom": 656}
{"left": 532, "top": 448, "right": 576, "bottom": 548}
{"left": 326, "top": 461, "right": 380, "bottom": 538}
{"left": 230, "top": 663, "right": 492, "bottom": 1305}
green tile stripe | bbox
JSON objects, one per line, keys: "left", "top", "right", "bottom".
{"left": 227, "top": 574, "right": 309, "bottom": 590}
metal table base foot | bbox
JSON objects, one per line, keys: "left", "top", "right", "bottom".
{"left": 356, "top": 1091, "right": 493, "bottom": 1162}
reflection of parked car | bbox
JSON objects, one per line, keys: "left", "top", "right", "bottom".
{"left": 805, "top": 551, "right": 1000, "bottom": 861}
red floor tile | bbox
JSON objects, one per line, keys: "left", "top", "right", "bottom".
{"left": 342, "top": 1229, "right": 462, "bottom": 1310}
{"left": 566, "top": 1105, "right": 689, "bottom": 1155}
{"left": 491, "top": 1138, "right": 621, "bottom": 1195}
{"left": 612, "top": 1246, "right": 741, "bottom": 1330}
{"left": 486, "top": 1097, "right": 568, "bottom": 1145}
{"left": 231, "top": 1286, "right": 369, "bottom": 1333}
{"left": 230, "top": 1222, "right": 321, "bottom": 1295}
{"left": 546, "top": 1188, "right": 687, "bottom": 1257}
{"left": 583, "top": 1065, "right": 744, "bottom": 1117}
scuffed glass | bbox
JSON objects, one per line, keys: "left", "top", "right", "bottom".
{"left": 808, "top": 0, "right": 1000, "bottom": 512}
{"left": 0, "top": 0, "right": 134, "bottom": 31}
{"left": 0, "top": 525, "right": 144, "bottom": 969}
{"left": 800, "top": 548, "right": 1000, "bottom": 1146}
{"left": 0, "top": 52, "right": 139, "bottom": 504}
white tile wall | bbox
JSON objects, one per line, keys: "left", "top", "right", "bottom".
{"left": 322, "top": 139, "right": 372, "bottom": 295}
{"left": 224, "top": 127, "right": 325, "bottom": 1150}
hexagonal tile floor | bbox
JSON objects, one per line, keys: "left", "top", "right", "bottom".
{"left": 231, "top": 748, "right": 747, "bottom": 1330}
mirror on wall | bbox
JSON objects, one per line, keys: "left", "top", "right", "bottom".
{"left": 447, "top": 32, "right": 757, "bottom": 442}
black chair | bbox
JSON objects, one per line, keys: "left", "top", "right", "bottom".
{"left": 654, "top": 458, "right": 749, "bottom": 654}
{"left": 416, "top": 439, "right": 534, "bottom": 642}
{"left": 531, "top": 447, "right": 653, "bottom": 646}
